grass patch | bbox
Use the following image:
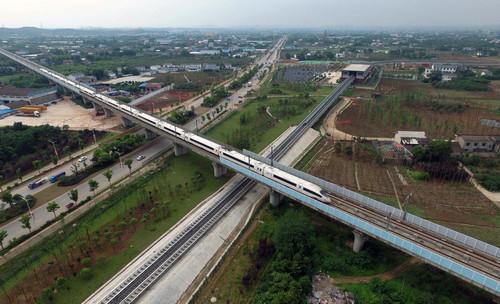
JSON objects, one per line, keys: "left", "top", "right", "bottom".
{"left": 0, "top": 152, "right": 229, "bottom": 303}
{"left": 406, "top": 169, "right": 430, "bottom": 182}
{"left": 342, "top": 263, "right": 493, "bottom": 304}
{"left": 205, "top": 90, "right": 328, "bottom": 152}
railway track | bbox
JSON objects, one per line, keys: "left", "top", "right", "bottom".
{"left": 101, "top": 50, "right": 352, "bottom": 304}
{"left": 327, "top": 194, "right": 500, "bottom": 281}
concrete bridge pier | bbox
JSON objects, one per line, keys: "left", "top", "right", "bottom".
{"left": 121, "top": 116, "right": 135, "bottom": 128}
{"left": 92, "top": 102, "right": 104, "bottom": 115}
{"left": 269, "top": 190, "right": 282, "bottom": 207}
{"left": 103, "top": 107, "right": 114, "bottom": 117}
{"left": 82, "top": 97, "right": 92, "bottom": 107}
{"left": 212, "top": 162, "right": 227, "bottom": 177}
{"left": 352, "top": 230, "right": 368, "bottom": 253}
{"left": 144, "top": 129, "right": 157, "bottom": 140}
{"left": 174, "top": 143, "right": 188, "bottom": 156}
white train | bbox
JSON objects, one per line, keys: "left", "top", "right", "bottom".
{"left": 39, "top": 67, "right": 332, "bottom": 204}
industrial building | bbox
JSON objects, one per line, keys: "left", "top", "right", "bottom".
{"left": 341, "top": 64, "right": 373, "bottom": 81}
{"left": 0, "top": 86, "right": 61, "bottom": 108}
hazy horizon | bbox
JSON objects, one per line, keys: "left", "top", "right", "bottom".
{"left": 2, "top": 0, "right": 500, "bottom": 29}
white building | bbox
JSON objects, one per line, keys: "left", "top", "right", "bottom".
{"left": 341, "top": 64, "right": 372, "bottom": 80}
{"left": 423, "top": 63, "right": 464, "bottom": 81}
{"left": 394, "top": 131, "right": 427, "bottom": 146}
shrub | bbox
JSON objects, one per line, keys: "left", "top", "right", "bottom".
{"left": 80, "top": 257, "right": 92, "bottom": 267}
{"left": 37, "top": 288, "right": 54, "bottom": 304}
{"left": 79, "top": 267, "right": 92, "bottom": 280}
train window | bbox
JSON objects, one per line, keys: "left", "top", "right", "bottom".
{"left": 273, "top": 174, "right": 296, "bottom": 187}
{"left": 303, "top": 188, "right": 321, "bottom": 198}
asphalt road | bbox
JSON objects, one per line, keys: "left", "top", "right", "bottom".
{"left": 0, "top": 136, "right": 172, "bottom": 244}
{"left": 184, "top": 37, "right": 285, "bottom": 131}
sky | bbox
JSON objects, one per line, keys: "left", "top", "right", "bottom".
{"left": 1, "top": 0, "right": 499, "bottom": 29}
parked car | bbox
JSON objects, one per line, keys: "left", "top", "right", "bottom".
{"left": 78, "top": 156, "right": 88, "bottom": 163}
{"left": 65, "top": 202, "right": 75, "bottom": 209}
{"left": 136, "top": 155, "right": 146, "bottom": 161}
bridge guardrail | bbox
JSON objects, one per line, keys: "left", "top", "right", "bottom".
{"left": 243, "top": 149, "right": 500, "bottom": 259}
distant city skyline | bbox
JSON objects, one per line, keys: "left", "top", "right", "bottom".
{"left": 2, "top": 0, "right": 500, "bottom": 29}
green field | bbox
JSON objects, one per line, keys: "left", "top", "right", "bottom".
{"left": 51, "top": 55, "right": 250, "bottom": 75}
{"left": 0, "top": 152, "right": 228, "bottom": 303}
{"left": 205, "top": 87, "right": 331, "bottom": 152}
{"left": 342, "top": 263, "right": 492, "bottom": 304}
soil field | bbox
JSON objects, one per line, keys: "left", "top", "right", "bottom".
{"left": 136, "top": 90, "right": 195, "bottom": 112}
{"left": 337, "top": 79, "right": 500, "bottom": 138}
{"left": 307, "top": 141, "right": 500, "bottom": 245}
{"left": 152, "top": 71, "right": 231, "bottom": 91}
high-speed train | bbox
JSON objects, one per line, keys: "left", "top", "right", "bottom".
{"left": 39, "top": 67, "right": 332, "bottom": 204}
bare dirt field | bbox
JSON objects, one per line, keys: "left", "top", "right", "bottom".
{"left": 0, "top": 98, "right": 120, "bottom": 130}
{"left": 307, "top": 141, "right": 500, "bottom": 245}
{"left": 136, "top": 90, "right": 195, "bottom": 113}
{"left": 337, "top": 79, "right": 500, "bottom": 138}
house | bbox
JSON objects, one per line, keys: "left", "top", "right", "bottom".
{"left": 456, "top": 135, "right": 500, "bottom": 153}
{"left": 394, "top": 131, "right": 427, "bottom": 146}
{"left": 203, "top": 63, "right": 220, "bottom": 72}
{"left": 183, "top": 64, "right": 202, "bottom": 72}
{"left": 423, "top": 63, "right": 465, "bottom": 81}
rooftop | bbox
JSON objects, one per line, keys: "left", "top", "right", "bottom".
{"left": 343, "top": 64, "right": 371, "bottom": 72}
{"left": 395, "top": 131, "right": 427, "bottom": 138}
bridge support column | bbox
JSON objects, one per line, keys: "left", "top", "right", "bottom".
{"left": 352, "top": 230, "right": 368, "bottom": 253}
{"left": 174, "top": 143, "right": 187, "bottom": 156}
{"left": 121, "top": 116, "right": 134, "bottom": 128}
{"left": 144, "top": 129, "right": 157, "bottom": 140}
{"left": 212, "top": 162, "right": 227, "bottom": 178}
{"left": 103, "top": 107, "right": 114, "bottom": 117}
{"left": 269, "top": 190, "right": 282, "bottom": 207}
{"left": 82, "top": 97, "right": 91, "bottom": 106}
{"left": 92, "top": 102, "right": 104, "bottom": 115}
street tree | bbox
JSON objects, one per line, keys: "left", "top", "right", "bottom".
{"left": 124, "top": 159, "right": 133, "bottom": 176}
{"left": 16, "top": 168, "right": 22, "bottom": 182}
{"left": 88, "top": 179, "right": 99, "bottom": 196}
{"left": 0, "top": 229, "right": 7, "bottom": 250}
{"left": 1, "top": 191, "right": 13, "bottom": 208}
{"left": 103, "top": 169, "right": 113, "bottom": 187}
{"left": 68, "top": 189, "right": 79, "bottom": 205}
{"left": 32, "top": 160, "right": 43, "bottom": 174}
{"left": 20, "top": 214, "right": 31, "bottom": 233}
{"left": 46, "top": 201, "right": 60, "bottom": 219}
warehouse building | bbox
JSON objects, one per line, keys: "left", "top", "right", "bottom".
{"left": 0, "top": 86, "right": 61, "bottom": 108}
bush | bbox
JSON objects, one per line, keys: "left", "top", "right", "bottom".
{"left": 475, "top": 172, "right": 500, "bottom": 192}
{"left": 80, "top": 257, "right": 92, "bottom": 267}
{"left": 37, "top": 288, "right": 54, "bottom": 304}
{"left": 407, "top": 169, "right": 430, "bottom": 181}
{"left": 79, "top": 267, "right": 92, "bottom": 280}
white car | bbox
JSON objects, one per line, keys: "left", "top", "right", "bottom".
{"left": 136, "top": 155, "right": 146, "bottom": 161}
{"left": 78, "top": 156, "right": 88, "bottom": 162}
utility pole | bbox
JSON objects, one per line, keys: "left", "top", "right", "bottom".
{"left": 402, "top": 192, "right": 413, "bottom": 221}
{"left": 48, "top": 140, "right": 60, "bottom": 161}
{"left": 92, "top": 129, "right": 97, "bottom": 145}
